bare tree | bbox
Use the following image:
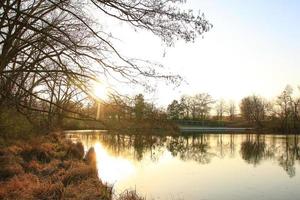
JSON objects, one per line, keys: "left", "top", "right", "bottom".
{"left": 275, "top": 85, "right": 300, "bottom": 132}
{"left": 227, "top": 100, "right": 236, "bottom": 121}
{"left": 0, "top": 0, "right": 211, "bottom": 127}
{"left": 240, "top": 95, "right": 266, "bottom": 128}
{"left": 192, "top": 93, "right": 214, "bottom": 120}
{"left": 215, "top": 99, "right": 226, "bottom": 121}
{"left": 179, "top": 95, "right": 192, "bottom": 119}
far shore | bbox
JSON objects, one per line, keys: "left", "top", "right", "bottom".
{"left": 63, "top": 128, "right": 300, "bottom": 135}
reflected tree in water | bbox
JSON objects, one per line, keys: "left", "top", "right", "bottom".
{"left": 277, "top": 135, "right": 300, "bottom": 177}
{"left": 67, "top": 132, "right": 300, "bottom": 178}
{"left": 167, "top": 135, "right": 215, "bottom": 164}
{"left": 240, "top": 134, "right": 266, "bottom": 166}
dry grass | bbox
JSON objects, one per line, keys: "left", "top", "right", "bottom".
{"left": 0, "top": 149, "right": 24, "bottom": 181}
{"left": 0, "top": 133, "right": 146, "bottom": 200}
{"left": 0, "top": 133, "right": 111, "bottom": 200}
{"left": 116, "top": 190, "right": 146, "bottom": 200}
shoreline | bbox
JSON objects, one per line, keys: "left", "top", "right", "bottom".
{"left": 0, "top": 133, "right": 144, "bottom": 200}
{"left": 63, "top": 128, "right": 300, "bottom": 136}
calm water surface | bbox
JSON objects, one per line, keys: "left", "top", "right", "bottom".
{"left": 66, "top": 131, "right": 300, "bottom": 200}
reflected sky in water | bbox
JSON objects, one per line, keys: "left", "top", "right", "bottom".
{"left": 66, "top": 132, "right": 300, "bottom": 200}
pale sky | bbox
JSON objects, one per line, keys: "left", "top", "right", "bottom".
{"left": 98, "top": 0, "right": 300, "bottom": 107}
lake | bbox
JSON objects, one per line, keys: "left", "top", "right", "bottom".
{"left": 66, "top": 131, "right": 300, "bottom": 200}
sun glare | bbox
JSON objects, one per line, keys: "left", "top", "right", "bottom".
{"left": 93, "top": 82, "right": 107, "bottom": 99}
{"left": 94, "top": 143, "right": 135, "bottom": 184}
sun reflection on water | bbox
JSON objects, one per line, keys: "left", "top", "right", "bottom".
{"left": 94, "top": 143, "right": 135, "bottom": 184}
{"left": 66, "top": 133, "right": 300, "bottom": 200}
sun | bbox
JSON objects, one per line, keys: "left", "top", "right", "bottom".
{"left": 93, "top": 82, "right": 107, "bottom": 99}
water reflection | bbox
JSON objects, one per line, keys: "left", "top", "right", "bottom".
{"left": 94, "top": 143, "right": 135, "bottom": 184}
{"left": 66, "top": 132, "right": 300, "bottom": 200}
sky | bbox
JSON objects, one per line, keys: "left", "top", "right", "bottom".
{"left": 99, "top": 0, "right": 300, "bottom": 107}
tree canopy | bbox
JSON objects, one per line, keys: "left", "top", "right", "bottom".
{"left": 0, "top": 0, "right": 211, "bottom": 124}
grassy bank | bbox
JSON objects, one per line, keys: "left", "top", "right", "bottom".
{"left": 0, "top": 133, "right": 144, "bottom": 200}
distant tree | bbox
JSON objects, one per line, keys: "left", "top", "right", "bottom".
{"left": 144, "top": 102, "right": 155, "bottom": 120}
{"left": 240, "top": 95, "right": 266, "bottom": 128}
{"left": 167, "top": 100, "right": 182, "bottom": 120}
{"left": 192, "top": 93, "right": 214, "bottom": 120}
{"left": 292, "top": 87, "right": 300, "bottom": 130}
{"left": 275, "top": 85, "right": 299, "bottom": 131}
{"left": 179, "top": 95, "right": 192, "bottom": 119}
{"left": 227, "top": 100, "right": 236, "bottom": 121}
{"left": 215, "top": 99, "right": 226, "bottom": 121}
{"left": 134, "top": 94, "right": 145, "bottom": 120}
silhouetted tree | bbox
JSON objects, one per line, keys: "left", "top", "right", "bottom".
{"left": 227, "top": 100, "right": 236, "bottom": 121}
{"left": 192, "top": 93, "right": 214, "bottom": 120}
{"left": 179, "top": 95, "right": 193, "bottom": 119}
{"left": 215, "top": 99, "right": 226, "bottom": 121}
{"left": 167, "top": 100, "right": 183, "bottom": 119}
{"left": 134, "top": 94, "right": 145, "bottom": 120}
{"left": 274, "top": 85, "right": 300, "bottom": 132}
{"left": 240, "top": 95, "right": 266, "bottom": 128}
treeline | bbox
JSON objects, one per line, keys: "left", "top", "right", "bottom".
{"left": 240, "top": 85, "right": 300, "bottom": 132}
{"left": 84, "top": 94, "right": 179, "bottom": 132}
{"left": 167, "top": 93, "right": 235, "bottom": 121}
{"left": 166, "top": 85, "right": 300, "bottom": 133}
{"left": 96, "top": 94, "right": 167, "bottom": 122}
